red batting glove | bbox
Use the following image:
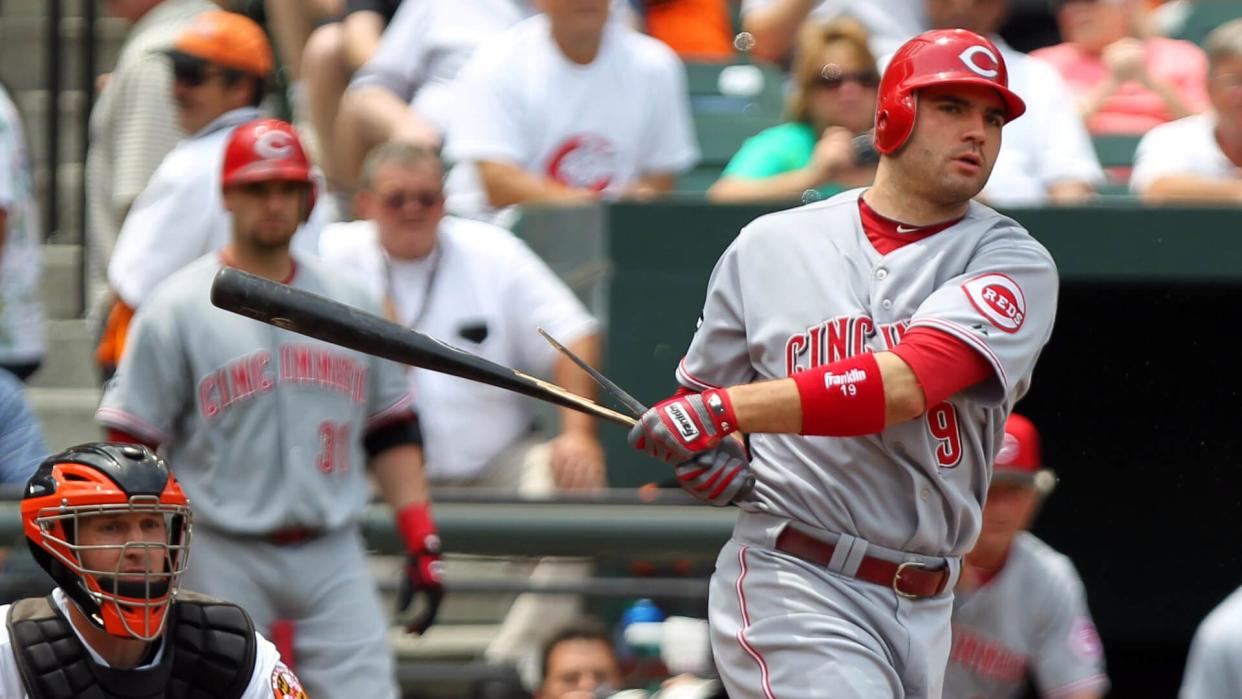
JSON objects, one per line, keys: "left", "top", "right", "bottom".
{"left": 628, "top": 388, "right": 739, "bottom": 465}
{"left": 395, "top": 503, "right": 444, "bottom": 635}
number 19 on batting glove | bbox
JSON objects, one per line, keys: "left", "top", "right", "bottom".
{"left": 395, "top": 503, "right": 444, "bottom": 635}
{"left": 628, "top": 388, "right": 738, "bottom": 465}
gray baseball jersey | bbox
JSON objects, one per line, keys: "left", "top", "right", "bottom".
{"left": 1180, "top": 584, "right": 1242, "bottom": 699}
{"left": 96, "top": 253, "right": 414, "bottom": 534}
{"left": 946, "top": 533, "right": 1109, "bottom": 698}
{"left": 678, "top": 189, "right": 1058, "bottom": 558}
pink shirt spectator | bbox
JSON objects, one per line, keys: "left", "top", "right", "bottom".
{"left": 1032, "top": 37, "right": 1209, "bottom": 134}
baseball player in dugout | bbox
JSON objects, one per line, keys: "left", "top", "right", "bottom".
{"left": 946, "top": 413, "right": 1108, "bottom": 698}
{"left": 96, "top": 10, "right": 322, "bottom": 382}
{"left": 95, "top": 120, "right": 437, "bottom": 699}
{"left": 628, "top": 29, "right": 1060, "bottom": 699}
{"left": 0, "top": 443, "right": 308, "bottom": 698}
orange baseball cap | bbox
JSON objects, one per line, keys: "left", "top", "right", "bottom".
{"left": 168, "top": 11, "right": 273, "bottom": 76}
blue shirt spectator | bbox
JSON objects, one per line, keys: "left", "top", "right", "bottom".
{"left": 0, "top": 368, "right": 47, "bottom": 484}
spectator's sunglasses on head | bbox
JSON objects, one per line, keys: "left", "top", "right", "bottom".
{"left": 170, "top": 54, "right": 225, "bottom": 87}
{"left": 813, "top": 68, "right": 881, "bottom": 90}
{"left": 381, "top": 190, "right": 444, "bottom": 210}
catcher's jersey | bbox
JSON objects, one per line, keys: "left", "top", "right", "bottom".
{"left": 946, "top": 533, "right": 1109, "bottom": 699}
{"left": 678, "top": 189, "right": 1058, "bottom": 556}
{"left": 96, "top": 254, "right": 414, "bottom": 535}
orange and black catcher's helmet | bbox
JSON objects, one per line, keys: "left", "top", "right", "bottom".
{"left": 22, "top": 443, "right": 192, "bottom": 641}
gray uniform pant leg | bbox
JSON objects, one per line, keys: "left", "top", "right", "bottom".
{"left": 709, "top": 539, "right": 953, "bottom": 699}
{"left": 182, "top": 525, "right": 400, "bottom": 699}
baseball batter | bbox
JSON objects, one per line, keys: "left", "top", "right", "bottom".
{"left": 96, "top": 120, "right": 440, "bottom": 699}
{"left": 946, "top": 414, "right": 1108, "bottom": 699}
{"left": 628, "top": 29, "right": 1059, "bottom": 698}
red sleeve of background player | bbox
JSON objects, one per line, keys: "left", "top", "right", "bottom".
{"left": 888, "top": 327, "right": 994, "bottom": 406}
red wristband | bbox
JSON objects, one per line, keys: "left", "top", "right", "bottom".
{"left": 396, "top": 502, "right": 439, "bottom": 555}
{"left": 793, "top": 352, "right": 886, "bottom": 436}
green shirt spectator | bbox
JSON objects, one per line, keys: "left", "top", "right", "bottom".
{"left": 708, "top": 17, "right": 879, "bottom": 203}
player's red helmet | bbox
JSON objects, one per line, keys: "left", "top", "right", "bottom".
{"left": 873, "top": 29, "right": 1027, "bottom": 155}
{"left": 22, "top": 443, "right": 192, "bottom": 641}
{"left": 993, "top": 413, "right": 1057, "bottom": 494}
{"left": 221, "top": 118, "right": 317, "bottom": 214}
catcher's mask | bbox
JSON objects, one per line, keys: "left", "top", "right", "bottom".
{"left": 22, "top": 443, "right": 192, "bottom": 641}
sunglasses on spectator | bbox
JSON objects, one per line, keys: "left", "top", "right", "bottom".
{"left": 170, "top": 56, "right": 224, "bottom": 87}
{"left": 380, "top": 191, "right": 443, "bottom": 210}
{"left": 812, "top": 71, "right": 881, "bottom": 90}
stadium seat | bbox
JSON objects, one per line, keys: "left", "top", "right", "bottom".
{"left": 1167, "top": 1, "right": 1242, "bottom": 48}
{"left": 1092, "top": 133, "right": 1142, "bottom": 195}
{"left": 681, "top": 111, "right": 783, "bottom": 194}
{"left": 683, "top": 59, "right": 787, "bottom": 116}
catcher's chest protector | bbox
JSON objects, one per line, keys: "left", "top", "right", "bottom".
{"left": 7, "top": 591, "right": 257, "bottom": 699}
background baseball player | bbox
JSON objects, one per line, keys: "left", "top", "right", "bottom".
{"left": 1180, "top": 583, "right": 1242, "bottom": 698}
{"left": 946, "top": 413, "right": 1109, "bottom": 699}
{"left": 317, "top": 140, "right": 604, "bottom": 681}
{"left": 95, "top": 119, "right": 437, "bottom": 699}
{"left": 628, "top": 29, "right": 1059, "bottom": 698}
{"left": 1, "top": 442, "right": 307, "bottom": 698}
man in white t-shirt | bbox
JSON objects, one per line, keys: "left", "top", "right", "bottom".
{"left": 901, "top": 0, "right": 1103, "bottom": 207}
{"left": 443, "top": 0, "right": 699, "bottom": 225}
{"left": 1130, "top": 20, "right": 1242, "bottom": 202}
{"left": 741, "top": 0, "right": 929, "bottom": 63}
{"left": 319, "top": 141, "right": 604, "bottom": 680}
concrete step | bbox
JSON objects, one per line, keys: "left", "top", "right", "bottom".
{"left": 19, "top": 89, "right": 90, "bottom": 176}
{"left": 40, "top": 243, "right": 81, "bottom": 320}
{"left": 25, "top": 385, "right": 101, "bottom": 452}
{"left": 28, "top": 318, "right": 97, "bottom": 388}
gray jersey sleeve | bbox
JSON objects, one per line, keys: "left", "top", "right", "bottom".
{"left": 1181, "top": 587, "right": 1242, "bottom": 699}
{"left": 95, "top": 295, "right": 190, "bottom": 444}
{"left": 907, "top": 227, "right": 1059, "bottom": 406}
{"left": 675, "top": 240, "right": 758, "bottom": 392}
{"left": 1029, "top": 557, "right": 1110, "bottom": 697}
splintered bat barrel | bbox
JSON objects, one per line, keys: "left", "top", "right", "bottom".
{"left": 209, "top": 267, "right": 635, "bottom": 427}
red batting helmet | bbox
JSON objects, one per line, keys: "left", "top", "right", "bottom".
{"left": 22, "top": 443, "right": 192, "bottom": 642}
{"left": 221, "top": 119, "right": 317, "bottom": 217}
{"left": 993, "top": 413, "right": 1057, "bottom": 494}
{"left": 873, "top": 29, "right": 1027, "bottom": 155}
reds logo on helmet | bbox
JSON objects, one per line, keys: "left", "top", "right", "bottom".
{"left": 962, "top": 273, "right": 1027, "bottom": 333}
{"left": 254, "top": 129, "right": 295, "bottom": 161}
{"left": 957, "top": 45, "right": 1000, "bottom": 78}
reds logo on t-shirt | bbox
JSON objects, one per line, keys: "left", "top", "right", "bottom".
{"left": 962, "top": 273, "right": 1026, "bottom": 333}
{"left": 546, "top": 133, "right": 616, "bottom": 191}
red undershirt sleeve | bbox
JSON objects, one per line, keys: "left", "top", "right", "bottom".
{"left": 888, "top": 327, "right": 995, "bottom": 406}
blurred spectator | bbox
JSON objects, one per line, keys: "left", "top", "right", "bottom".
{"left": 0, "top": 83, "right": 43, "bottom": 382}
{"left": 318, "top": 141, "right": 603, "bottom": 681}
{"left": 740, "top": 0, "right": 929, "bottom": 64}
{"left": 708, "top": 17, "right": 878, "bottom": 202}
{"left": 945, "top": 414, "right": 1109, "bottom": 699}
{"left": 1030, "top": 0, "right": 1208, "bottom": 135}
{"left": 300, "top": 0, "right": 403, "bottom": 185}
{"left": 85, "top": 0, "right": 218, "bottom": 317}
{"left": 263, "top": 0, "right": 343, "bottom": 88}
{"left": 1130, "top": 19, "right": 1242, "bottom": 202}
{"left": 96, "top": 11, "right": 324, "bottom": 379}
{"left": 1180, "top": 584, "right": 1242, "bottom": 699}
{"left": 638, "top": 0, "right": 735, "bottom": 61}
{"left": 443, "top": 0, "right": 699, "bottom": 225}
{"left": 537, "top": 618, "right": 624, "bottom": 698}
{"left": 0, "top": 368, "right": 47, "bottom": 485}
{"left": 911, "top": 0, "right": 1104, "bottom": 205}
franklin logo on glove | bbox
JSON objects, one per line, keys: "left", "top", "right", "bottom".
{"left": 665, "top": 403, "right": 701, "bottom": 440}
